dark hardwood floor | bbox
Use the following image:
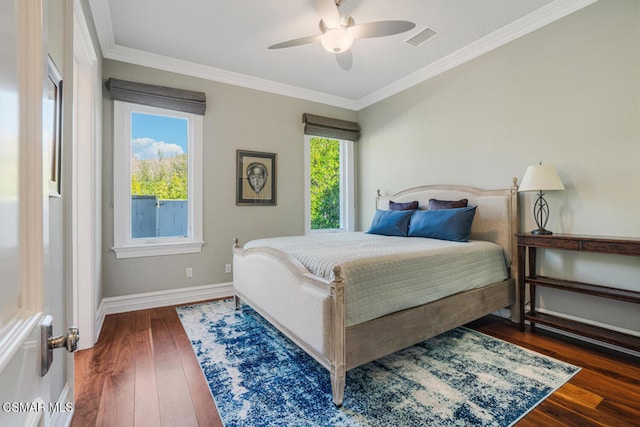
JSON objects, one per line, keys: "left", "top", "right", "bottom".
{"left": 468, "top": 317, "right": 640, "bottom": 427}
{"left": 72, "top": 301, "right": 640, "bottom": 426}
{"left": 72, "top": 304, "right": 223, "bottom": 427}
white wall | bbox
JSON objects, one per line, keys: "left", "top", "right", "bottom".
{"left": 356, "top": 0, "right": 640, "bottom": 334}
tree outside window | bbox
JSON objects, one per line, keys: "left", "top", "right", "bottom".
{"left": 309, "top": 137, "right": 340, "bottom": 230}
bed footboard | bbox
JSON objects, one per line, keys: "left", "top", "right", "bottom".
{"left": 232, "top": 240, "right": 334, "bottom": 365}
{"left": 233, "top": 240, "right": 348, "bottom": 406}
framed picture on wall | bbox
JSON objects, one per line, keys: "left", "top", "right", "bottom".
{"left": 236, "top": 150, "right": 277, "bottom": 206}
{"left": 45, "top": 55, "right": 63, "bottom": 196}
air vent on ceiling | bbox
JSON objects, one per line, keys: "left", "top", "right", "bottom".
{"left": 405, "top": 27, "right": 438, "bottom": 47}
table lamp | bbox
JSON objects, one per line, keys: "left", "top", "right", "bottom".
{"left": 518, "top": 163, "right": 565, "bottom": 235}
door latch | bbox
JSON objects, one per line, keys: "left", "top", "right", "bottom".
{"left": 41, "top": 315, "right": 80, "bottom": 376}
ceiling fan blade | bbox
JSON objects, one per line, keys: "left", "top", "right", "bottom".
{"left": 335, "top": 50, "right": 353, "bottom": 71}
{"left": 268, "top": 34, "right": 322, "bottom": 49}
{"left": 349, "top": 21, "right": 416, "bottom": 39}
{"left": 316, "top": 0, "right": 340, "bottom": 29}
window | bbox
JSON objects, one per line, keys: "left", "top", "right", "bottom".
{"left": 112, "top": 100, "right": 203, "bottom": 258}
{"left": 304, "top": 135, "right": 354, "bottom": 233}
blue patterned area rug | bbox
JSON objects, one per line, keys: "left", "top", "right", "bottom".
{"left": 177, "top": 300, "right": 579, "bottom": 427}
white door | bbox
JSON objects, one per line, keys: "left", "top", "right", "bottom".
{"left": 72, "top": 0, "right": 100, "bottom": 351}
{"left": 0, "top": 1, "right": 76, "bottom": 425}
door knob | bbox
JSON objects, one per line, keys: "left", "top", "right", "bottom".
{"left": 40, "top": 315, "right": 80, "bottom": 376}
{"left": 48, "top": 326, "right": 80, "bottom": 352}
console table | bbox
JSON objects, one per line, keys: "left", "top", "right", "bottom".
{"left": 517, "top": 233, "right": 640, "bottom": 352}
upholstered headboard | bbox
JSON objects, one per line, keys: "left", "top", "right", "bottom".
{"left": 376, "top": 179, "right": 519, "bottom": 278}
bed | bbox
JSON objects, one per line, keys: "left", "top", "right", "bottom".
{"left": 232, "top": 181, "right": 520, "bottom": 406}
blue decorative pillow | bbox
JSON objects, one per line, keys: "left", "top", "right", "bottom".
{"left": 408, "top": 206, "right": 477, "bottom": 242}
{"left": 367, "top": 209, "right": 414, "bottom": 237}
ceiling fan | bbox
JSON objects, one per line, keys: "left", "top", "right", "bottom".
{"left": 268, "top": 0, "right": 416, "bottom": 70}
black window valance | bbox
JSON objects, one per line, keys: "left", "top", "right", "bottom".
{"left": 105, "top": 78, "right": 206, "bottom": 115}
{"left": 302, "top": 113, "right": 360, "bottom": 141}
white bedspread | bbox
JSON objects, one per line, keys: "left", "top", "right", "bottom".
{"left": 244, "top": 233, "right": 508, "bottom": 327}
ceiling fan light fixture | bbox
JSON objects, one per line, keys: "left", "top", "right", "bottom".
{"left": 321, "top": 28, "right": 354, "bottom": 53}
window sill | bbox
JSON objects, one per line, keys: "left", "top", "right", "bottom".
{"left": 112, "top": 241, "right": 204, "bottom": 259}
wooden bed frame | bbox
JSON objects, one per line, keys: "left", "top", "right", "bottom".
{"left": 232, "top": 180, "right": 519, "bottom": 406}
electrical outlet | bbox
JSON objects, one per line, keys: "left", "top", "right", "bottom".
{"left": 225, "top": 264, "right": 232, "bottom": 274}
{"left": 186, "top": 267, "right": 193, "bottom": 278}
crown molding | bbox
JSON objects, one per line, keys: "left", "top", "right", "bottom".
{"left": 87, "top": 0, "right": 115, "bottom": 55}
{"left": 89, "top": 0, "right": 597, "bottom": 112}
{"left": 104, "top": 44, "right": 359, "bottom": 110}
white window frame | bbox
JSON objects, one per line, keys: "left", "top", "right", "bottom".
{"left": 304, "top": 134, "right": 355, "bottom": 234}
{"left": 112, "top": 100, "right": 204, "bottom": 258}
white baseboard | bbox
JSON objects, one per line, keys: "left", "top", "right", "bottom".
{"left": 489, "top": 307, "right": 640, "bottom": 357}
{"left": 533, "top": 323, "right": 640, "bottom": 358}
{"left": 533, "top": 308, "right": 640, "bottom": 358}
{"left": 50, "top": 382, "right": 73, "bottom": 427}
{"left": 96, "top": 282, "right": 234, "bottom": 339}
{"left": 536, "top": 308, "right": 640, "bottom": 337}
{"left": 491, "top": 307, "right": 515, "bottom": 322}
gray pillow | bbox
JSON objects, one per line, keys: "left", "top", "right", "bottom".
{"left": 428, "top": 198, "right": 468, "bottom": 210}
{"left": 389, "top": 200, "right": 419, "bottom": 211}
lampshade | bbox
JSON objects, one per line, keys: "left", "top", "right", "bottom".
{"left": 321, "top": 28, "right": 354, "bottom": 53}
{"left": 518, "top": 164, "right": 565, "bottom": 192}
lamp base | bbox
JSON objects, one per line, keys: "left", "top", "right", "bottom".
{"left": 531, "top": 228, "right": 553, "bottom": 235}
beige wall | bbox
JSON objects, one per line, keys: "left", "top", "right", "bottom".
{"left": 101, "top": 60, "right": 356, "bottom": 297}
{"left": 357, "top": 0, "right": 640, "bottom": 334}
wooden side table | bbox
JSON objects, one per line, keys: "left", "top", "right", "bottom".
{"left": 517, "top": 233, "right": 640, "bottom": 352}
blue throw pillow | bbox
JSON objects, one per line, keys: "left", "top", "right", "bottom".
{"left": 408, "top": 206, "right": 477, "bottom": 242}
{"left": 367, "top": 209, "right": 414, "bottom": 237}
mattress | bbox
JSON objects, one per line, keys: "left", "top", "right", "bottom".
{"left": 244, "top": 232, "right": 508, "bottom": 327}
